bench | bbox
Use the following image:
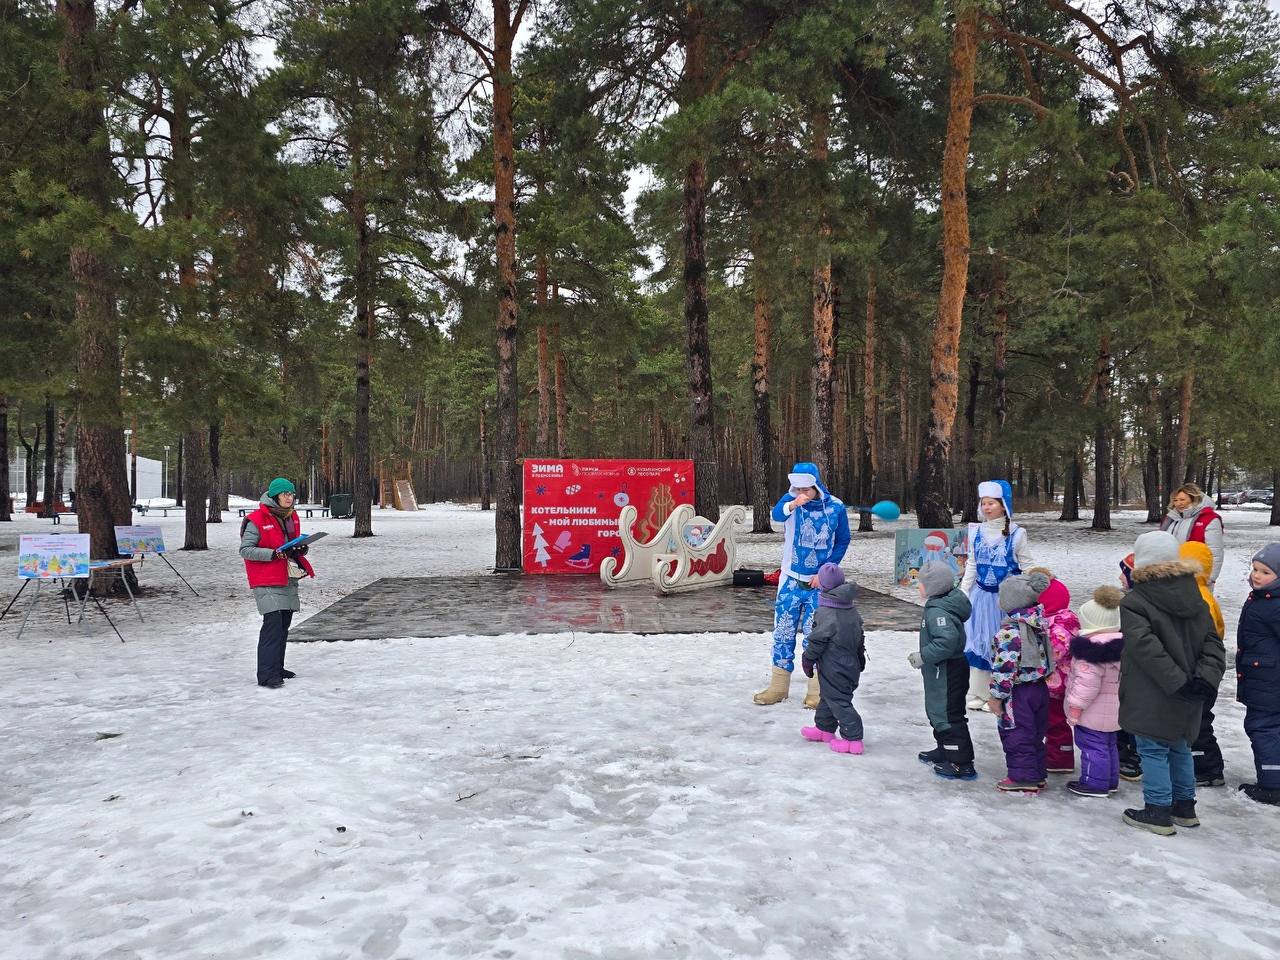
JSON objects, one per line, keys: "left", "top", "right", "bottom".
{"left": 51, "top": 511, "right": 76, "bottom": 525}
{"left": 135, "top": 505, "right": 184, "bottom": 517}
{"left": 238, "top": 506, "right": 329, "bottom": 518}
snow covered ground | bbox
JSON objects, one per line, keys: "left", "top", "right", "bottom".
{"left": 3, "top": 504, "right": 1279, "bottom": 959}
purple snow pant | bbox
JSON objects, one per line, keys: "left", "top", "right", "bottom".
{"left": 1074, "top": 724, "right": 1119, "bottom": 792}
{"left": 997, "top": 680, "right": 1049, "bottom": 783}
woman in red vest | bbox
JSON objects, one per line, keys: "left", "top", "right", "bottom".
{"left": 1160, "top": 483, "right": 1224, "bottom": 590}
{"left": 239, "top": 477, "right": 315, "bottom": 688}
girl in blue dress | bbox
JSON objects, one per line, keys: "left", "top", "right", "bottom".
{"left": 960, "top": 480, "right": 1035, "bottom": 710}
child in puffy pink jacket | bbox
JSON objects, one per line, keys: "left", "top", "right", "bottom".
{"left": 1034, "top": 570, "right": 1081, "bottom": 775}
{"left": 1064, "top": 586, "right": 1125, "bottom": 798}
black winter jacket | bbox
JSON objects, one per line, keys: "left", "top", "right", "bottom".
{"left": 1118, "top": 560, "right": 1226, "bottom": 745}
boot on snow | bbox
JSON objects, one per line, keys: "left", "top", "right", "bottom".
{"left": 1171, "top": 799, "right": 1200, "bottom": 828}
{"left": 918, "top": 747, "right": 946, "bottom": 766}
{"left": 934, "top": 762, "right": 978, "bottom": 781}
{"left": 1239, "top": 783, "right": 1280, "bottom": 806}
{"left": 801, "top": 726, "right": 835, "bottom": 743}
{"left": 829, "top": 737, "right": 863, "bottom": 755}
{"left": 1122, "top": 804, "right": 1176, "bottom": 836}
{"left": 803, "top": 673, "right": 821, "bottom": 709}
{"left": 753, "top": 667, "right": 791, "bottom": 705}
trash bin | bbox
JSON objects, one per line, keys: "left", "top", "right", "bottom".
{"left": 329, "top": 493, "right": 354, "bottom": 519}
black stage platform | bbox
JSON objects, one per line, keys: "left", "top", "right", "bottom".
{"left": 288, "top": 575, "right": 923, "bottom": 641}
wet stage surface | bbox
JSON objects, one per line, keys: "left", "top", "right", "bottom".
{"left": 289, "top": 575, "right": 923, "bottom": 641}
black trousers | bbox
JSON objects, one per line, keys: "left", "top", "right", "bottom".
{"left": 257, "top": 610, "right": 293, "bottom": 684}
{"left": 1192, "top": 687, "right": 1224, "bottom": 781}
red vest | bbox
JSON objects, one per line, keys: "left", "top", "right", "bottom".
{"left": 1187, "top": 507, "right": 1221, "bottom": 543}
{"left": 243, "top": 505, "right": 314, "bottom": 587}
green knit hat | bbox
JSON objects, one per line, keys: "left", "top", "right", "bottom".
{"left": 267, "top": 477, "right": 296, "bottom": 498}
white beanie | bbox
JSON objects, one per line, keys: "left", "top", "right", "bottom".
{"left": 1078, "top": 586, "right": 1123, "bottom": 635}
{"left": 1133, "top": 530, "right": 1179, "bottom": 570}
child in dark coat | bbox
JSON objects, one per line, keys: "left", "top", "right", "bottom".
{"left": 1236, "top": 543, "right": 1280, "bottom": 806}
{"left": 800, "top": 563, "right": 866, "bottom": 755}
{"left": 909, "top": 561, "right": 976, "bottom": 780}
{"left": 986, "top": 571, "right": 1053, "bottom": 792}
{"left": 1118, "top": 532, "right": 1226, "bottom": 835}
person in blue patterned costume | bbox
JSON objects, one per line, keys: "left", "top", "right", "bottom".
{"left": 753, "top": 462, "right": 852, "bottom": 707}
{"left": 960, "top": 479, "right": 1035, "bottom": 710}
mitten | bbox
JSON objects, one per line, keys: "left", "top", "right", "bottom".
{"left": 907, "top": 651, "right": 924, "bottom": 670}
{"left": 801, "top": 657, "right": 815, "bottom": 678}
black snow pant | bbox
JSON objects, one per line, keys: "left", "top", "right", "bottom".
{"left": 1192, "top": 687, "right": 1225, "bottom": 782}
{"left": 932, "top": 657, "right": 975, "bottom": 764}
{"left": 257, "top": 610, "right": 293, "bottom": 684}
{"left": 814, "top": 663, "right": 864, "bottom": 742}
{"left": 1245, "top": 707, "right": 1280, "bottom": 790}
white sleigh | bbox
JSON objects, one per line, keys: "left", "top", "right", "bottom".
{"left": 599, "top": 504, "right": 691, "bottom": 588}
{"left": 600, "top": 503, "right": 746, "bottom": 593}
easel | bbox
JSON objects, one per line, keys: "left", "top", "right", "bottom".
{"left": 79, "top": 558, "right": 145, "bottom": 625}
{"left": 2, "top": 575, "right": 123, "bottom": 642}
{"left": 141, "top": 552, "right": 200, "bottom": 597}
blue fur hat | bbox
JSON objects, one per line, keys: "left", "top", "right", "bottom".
{"left": 978, "top": 479, "right": 1014, "bottom": 520}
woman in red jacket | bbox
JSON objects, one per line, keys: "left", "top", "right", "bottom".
{"left": 239, "top": 477, "right": 314, "bottom": 688}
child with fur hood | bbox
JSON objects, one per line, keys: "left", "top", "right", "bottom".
{"left": 909, "top": 560, "right": 976, "bottom": 781}
{"left": 1118, "top": 531, "right": 1226, "bottom": 836}
{"left": 799, "top": 564, "right": 866, "bottom": 755}
{"left": 1064, "top": 587, "right": 1125, "bottom": 798}
{"left": 986, "top": 570, "right": 1053, "bottom": 792}
{"left": 1032, "top": 569, "right": 1081, "bottom": 775}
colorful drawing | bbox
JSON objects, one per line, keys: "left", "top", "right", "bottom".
{"left": 894, "top": 528, "right": 968, "bottom": 587}
{"left": 17, "top": 535, "right": 91, "bottom": 580}
{"left": 114, "top": 525, "right": 166, "bottom": 555}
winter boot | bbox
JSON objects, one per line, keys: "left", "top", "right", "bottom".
{"left": 934, "top": 761, "right": 978, "bottom": 781}
{"left": 1118, "top": 757, "right": 1143, "bottom": 782}
{"left": 1171, "top": 799, "right": 1200, "bottom": 828}
{"left": 801, "top": 726, "right": 835, "bottom": 743}
{"left": 752, "top": 667, "right": 791, "bottom": 705}
{"left": 1195, "top": 772, "right": 1225, "bottom": 787}
{"left": 967, "top": 668, "right": 992, "bottom": 711}
{"left": 1239, "top": 783, "right": 1280, "bottom": 806}
{"left": 803, "top": 673, "right": 821, "bottom": 709}
{"left": 829, "top": 737, "right": 864, "bottom": 755}
{"left": 1122, "top": 804, "right": 1176, "bottom": 836}
{"left": 280, "top": 669, "right": 296, "bottom": 680}
{"left": 918, "top": 747, "right": 946, "bottom": 766}
{"left": 995, "top": 778, "right": 1041, "bottom": 793}
{"left": 1067, "top": 780, "right": 1110, "bottom": 798}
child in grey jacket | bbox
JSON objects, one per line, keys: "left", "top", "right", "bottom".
{"left": 800, "top": 563, "right": 866, "bottom": 755}
{"left": 910, "top": 560, "right": 976, "bottom": 780}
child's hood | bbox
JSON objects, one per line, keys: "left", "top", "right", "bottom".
{"left": 1128, "top": 560, "right": 1206, "bottom": 618}
{"left": 1068, "top": 630, "right": 1124, "bottom": 664}
{"left": 1178, "top": 541, "right": 1213, "bottom": 584}
{"left": 819, "top": 582, "right": 857, "bottom": 609}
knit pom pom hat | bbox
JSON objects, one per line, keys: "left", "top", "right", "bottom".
{"left": 998, "top": 570, "right": 1051, "bottom": 614}
{"left": 1078, "top": 585, "right": 1123, "bottom": 635}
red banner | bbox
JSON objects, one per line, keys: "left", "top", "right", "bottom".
{"left": 522, "top": 459, "right": 694, "bottom": 574}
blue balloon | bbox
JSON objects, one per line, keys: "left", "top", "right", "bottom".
{"left": 870, "top": 500, "right": 901, "bottom": 521}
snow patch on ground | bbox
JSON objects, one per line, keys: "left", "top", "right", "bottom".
{"left": 2, "top": 505, "right": 1278, "bottom": 958}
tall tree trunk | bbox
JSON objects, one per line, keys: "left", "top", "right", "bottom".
{"left": 19, "top": 420, "right": 40, "bottom": 509}
{"left": 916, "top": 2, "right": 978, "bottom": 528}
{"left": 41, "top": 398, "right": 56, "bottom": 517}
{"left": 1173, "top": 369, "right": 1194, "bottom": 488}
{"left": 535, "top": 252, "right": 550, "bottom": 454}
{"left": 992, "top": 261, "right": 1009, "bottom": 441}
{"left": 749, "top": 221, "right": 773, "bottom": 534}
{"left": 492, "top": 0, "right": 522, "bottom": 566}
{"left": 858, "top": 266, "right": 879, "bottom": 532}
{"left": 176, "top": 436, "right": 184, "bottom": 506}
{"left": 1091, "top": 334, "right": 1112, "bottom": 531}
{"left": 479, "top": 403, "right": 491, "bottom": 511}
{"left": 0, "top": 395, "right": 9, "bottom": 520}
{"left": 182, "top": 428, "right": 209, "bottom": 549}
{"left": 352, "top": 166, "right": 375, "bottom": 538}
{"left": 60, "top": 0, "right": 132, "bottom": 563}
{"left": 810, "top": 106, "right": 835, "bottom": 483}
{"left": 207, "top": 421, "right": 222, "bottom": 522}
{"left": 1059, "top": 455, "right": 1081, "bottom": 521}
{"left": 1271, "top": 468, "right": 1280, "bottom": 526}
{"left": 1161, "top": 388, "right": 1176, "bottom": 506}
{"left": 553, "top": 313, "right": 568, "bottom": 457}
{"left": 961, "top": 350, "right": 981, "bottom": 524}
{"left": 53, "top": 413, "right": 71, "bottom": 505}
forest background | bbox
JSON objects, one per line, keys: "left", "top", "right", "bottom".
{"left": 3, "top": 0, "right": 1280, "bottom": 570}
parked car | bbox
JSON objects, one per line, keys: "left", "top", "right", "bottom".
{"left": 1219, "top": 489, "right": 1246, "bottom": 505}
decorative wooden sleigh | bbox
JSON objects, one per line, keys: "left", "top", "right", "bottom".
{"left": 600, "top": 503, "right": 747, "bottom": 593}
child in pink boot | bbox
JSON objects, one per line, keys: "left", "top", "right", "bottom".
{"left": 1033, "top": 569, "right": 1081, "bottom": 775}
{"left": 800, "top": 563, "right": 866, "bottom": 755}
